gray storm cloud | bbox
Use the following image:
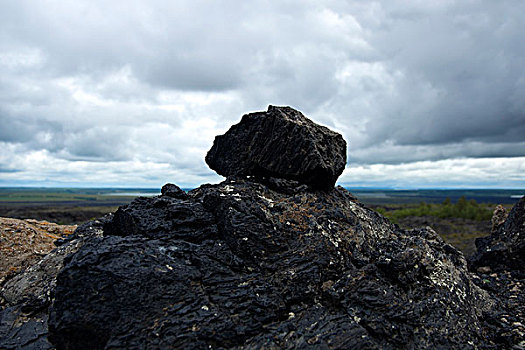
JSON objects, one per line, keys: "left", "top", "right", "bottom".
{"left": 0, "top": 0, "right": 524, "bottom": 187}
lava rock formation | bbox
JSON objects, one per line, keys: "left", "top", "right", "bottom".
{"left": 1, "top": 106, "right": 524, "bottom": 349}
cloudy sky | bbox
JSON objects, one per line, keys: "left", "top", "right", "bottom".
{"left": 1, "top": 0, "right": 524, "bottom": 189}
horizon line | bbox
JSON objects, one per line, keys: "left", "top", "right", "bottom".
{"left": 0, "top": 185, "right": 523, "bottom": 191}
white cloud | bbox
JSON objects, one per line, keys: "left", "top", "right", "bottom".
{"left": 0, "top": 0, "right": 524, "bottom": 188}
{"left": 340, "top": 157, "right": 525, "bottom": 189}
{"left": 0, "top": 144, "right": 221, "bottom": 188}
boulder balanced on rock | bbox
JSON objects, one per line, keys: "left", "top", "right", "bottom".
{"left": 3, "top": 107, "right": 524, "bottom": 349}
{"left": 205, "top": 105, "right": 347, "bottom": 190}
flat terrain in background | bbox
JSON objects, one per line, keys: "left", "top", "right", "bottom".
{"left": 350, "top": 188, "right": 523, "bottom": 205}
{"left": 0, "top": 187, "right": 523, "bottom": 256}
{"left": 0, "top": 188, "right": 160, "bottom": 224}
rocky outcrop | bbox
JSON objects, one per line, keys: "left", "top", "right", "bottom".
{"left": 0, "top": 216, "right": 108, "bottom": 350}
{"left": 48, "top": 179, "right": 495, "bottom": 349}
{"left": 205, "top": 106, "right": 347, "bottom": 190}
{"left": 0, "top": 218, "right": 76, "bottom": 285}
{"left": 468, "top": 197, "right": 525, "bottom": 346}
{"left": 470, "top": 196, "right": 525, "bottom": 272}
{"left": 161, "top": 183, "right": 188, "bottom": 199}
{"left": 1, "top": 107, "right": 524, "bottom": 349}
{"left": 491, "top": 204, "right": 509, "bottom": 234}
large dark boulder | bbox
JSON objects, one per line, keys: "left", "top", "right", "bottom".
{"left": 205, "top": 106, "right": 347, "bottom": 190}
{"left": 470, "top": 196, "right": 525, "bottom": 272}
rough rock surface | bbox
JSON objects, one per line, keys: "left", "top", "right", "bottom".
{"left": 47, "top": 178, "right": 498, "bottom": 349}
{"left": 470, "top": 269, "right": 525, "bottom": 347}
{"left": 0, "top": 216, "right": 109, "bottom": 350}
{"left": 161, "top": 183, "right": 188, "bottom": 199}
{"left": 491, "top": 204, "right": 509, "bottom": 234}
{"left": 0, "top": 218, "right": 76, "bottom": 285}
{"left": 206, "top": 106, "right": 347, "bottom": 190}
{"left": 470, "top": 196, "right": 525, "bottom": 272}
{"left": 468, "top": 197, "right": 525, "bottom": 347}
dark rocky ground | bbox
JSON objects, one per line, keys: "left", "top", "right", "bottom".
{"left": 1, "top": 106, "right": 523, "bottom": 349}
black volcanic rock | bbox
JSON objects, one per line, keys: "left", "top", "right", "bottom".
{"left": 0, "top": 216, "right": 107, "bottom": 350}
{"left": 46, "top": 178, "right": 499, "bottom": 349}
{"left": 104, "top": 195, "right": 216, "bottom": 242}
{"left": 468, "top": 196, "right": 525, "bottom": 347}
{"left": 470, "top": 196, "right": 525, "bottom": 272}
{"left": 161, "top": 183, "right": 188, "bottom": 199}
{"left": 205, "top": 105, "right": 347, "bottom": 190}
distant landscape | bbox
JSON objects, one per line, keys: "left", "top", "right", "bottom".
{"left": 0, "top": 187, "right": 522, "bottom": 223}
{"left": 349, "top": 189, "right": 522, "bottom": 255}
{"left": 0, "top": 187, "right": 522, "bottom": 256}
{"left": 0, "top": 187, "right": 161, "bottom": 225}
{"left": 350, "top": 188, "right": 524, "bottom": 205}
